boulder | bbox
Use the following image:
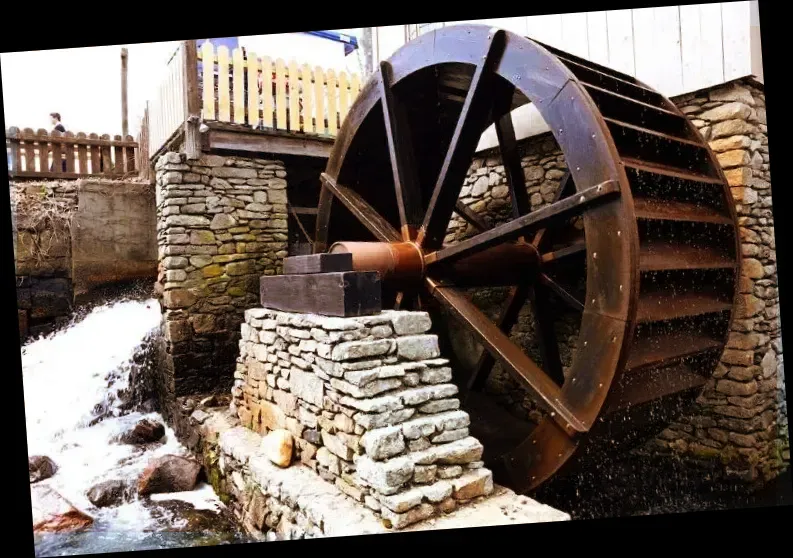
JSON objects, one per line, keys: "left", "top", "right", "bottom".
{"left": 31, "top": 485, "right": 93, "bottom": 533}
{"left": 29, "top": 455, "right": 58, "bottom": 483}
{"left": 87, "top": 479, "right": 128, "bottom": 508}
{"left": 119, "top": 419, "right": 165, "bottom": 444}
{"left": 261, "top": 429, "right": 294, "bottom": 468}
{"left": 138, "top": 455, "right": 202, "bottom": 496}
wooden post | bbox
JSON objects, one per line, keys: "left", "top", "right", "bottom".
{"left": 7, "top": 126, "right": 20, "bottom": 176}
{"left": 182, "top": 40, "right": 201, "bottom": 160}
{"left": 121, "top": 48, "right": 129, "bottom": 137}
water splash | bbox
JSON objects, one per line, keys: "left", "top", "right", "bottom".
{"left": 22, "top": 298, "right": 242, "bottom": 556}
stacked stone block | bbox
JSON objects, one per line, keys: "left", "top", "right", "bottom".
{"left": 234, "top": 308, "right": 494, "bottom": 528}
{"left": 652, "top": 78, "right": 787, "bottom": 480}
{"left": 155, "top": 152, "right": 288, "bottom": 401}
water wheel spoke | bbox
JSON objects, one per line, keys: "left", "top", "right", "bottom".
{"left": 539, "top": 273, "right": 584, "bottom": 311}
{"left": 320, "top": 173, "right": 401, "bottom": 242}
{"left": 493, "top": 88, "right": 531, "bottom": 220}
{"left": 425, "top": 277, "right": 586, "bottom": 432}
{"left": 454, "top": 200, "right": 489, "bottom": 232}
{"left": 532, "top": 171, "right": 574, "bottom": 248}
{"left": 540, "top": 240, "right": 587, "bottom": 264}
{"left": 468, "top": 283, "right": 531, "bottom": 394}
{"left": 417, "top": 30, "right": 508, "bottom": 251}
{"left": 426, "top": 179, "right": 618, "bottom": 267}
{"left": 379, "top": 61, "right": 423, "bottom": 241}
{"left": 528, "top": 283, "right": 565, "bottom": 385}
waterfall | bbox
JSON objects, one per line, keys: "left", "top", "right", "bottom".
{"left": 23, "top": 297, "right": 243, "bottom": 556}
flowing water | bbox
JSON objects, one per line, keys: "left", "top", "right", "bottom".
{"left": 23, "top": 296, "right": 251, "bottom": 556}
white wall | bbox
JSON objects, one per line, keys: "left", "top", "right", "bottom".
{"left": 238, "top": 32, "right": 363, "bottom": 75}
{"left": 383, "top": 3, "right": 760, "bottom": 97}
{"left": 374, "top": 3, "right": 763, "bottom": 151}
{"left": 1, "top": 32, "right": 363, "bottom": 139}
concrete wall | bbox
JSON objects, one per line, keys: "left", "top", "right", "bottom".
{"left": 13, "top": 178, "right": 157, "bottom": 340}
{"left": 71, "top": 180, "right": 158, "bottom": 302}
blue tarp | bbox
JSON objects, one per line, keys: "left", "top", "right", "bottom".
{"left": 196, "top": 37, "right": 240, "bottom": 51}
{"left": 302, "top": 31, "right": 359, "bottom": 56}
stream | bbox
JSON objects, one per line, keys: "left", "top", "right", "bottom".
{"left": 22, "top": 296, "right": 253, "bottom": 556}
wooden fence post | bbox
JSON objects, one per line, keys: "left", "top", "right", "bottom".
{"left": 7, "top": 127, "right": 20, "bottom": 176}
{"left": 182, "top": 40, "right": 201, "bottom": 160}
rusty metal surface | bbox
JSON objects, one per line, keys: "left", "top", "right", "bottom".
{"left": 307, "top": 24, "right": 740, "bottom": 494}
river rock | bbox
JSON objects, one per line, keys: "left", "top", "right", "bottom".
{"left": 31, "top": 484, "right": 94, "bottom": 533}
{"left": 261, "top": 429, "right": 294, "bottom": 467}
{"left": 119, "top": 419, "right": 165, "bottom": 444}
{"left": 87, "top": 479, "right": 128, "bottom": 508}
{"left": 138, "top": 455, "right": 202, "bottom": 496}
{"left": 29, "top": 455, "right": 58, "bottom": 483}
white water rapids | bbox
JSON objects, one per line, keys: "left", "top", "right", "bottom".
{"left": 22, "top": 298, "right": 240, "bottom": 556}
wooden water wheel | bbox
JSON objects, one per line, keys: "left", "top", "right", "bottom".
{"left": 311, "top": 25, "right": 741, "bottom": 493}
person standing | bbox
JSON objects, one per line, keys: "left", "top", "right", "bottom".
{"left": 49, "top": 112, "right": 67, "bottom": 172}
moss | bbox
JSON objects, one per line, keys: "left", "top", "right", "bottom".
{"left": 202, "top": 445, "right": 233, "bottom": 506}
{"left": 690, "top": 446, "right": 723, "bottom": 460}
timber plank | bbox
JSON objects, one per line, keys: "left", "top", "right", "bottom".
{"left": 260, "top": 271, "right": 381, "bottom": 317}
{"left": 282, "top": 253, "right": 353, "bottom": 275}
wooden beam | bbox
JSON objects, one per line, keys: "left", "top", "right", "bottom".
{"left": 283, "top": 253, "right": 353, "bottom": 275}
{"left": 260, "top": 271, "right": 381, "bottom": 317}
{"left": 121, "top": 48, "right": 129, "bottom": 137}
{"left": 182, "top": 40, "right": 201, "bottom": 160}
{"left": 207, "top": 128, "right": 333, "bottom": 159}
{"left": 290, "top": 206, "right": 319, "bottom": 215}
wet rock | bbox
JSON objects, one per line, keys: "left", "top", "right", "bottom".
{"left": 29, "top": 455, "right": 58, "bottom": 483}
{"left": 119, "top": 419, "right": 165, "bottom": 444}
{"left": 261, "top": 429, "right": 294, "bottom": 467}
{"left": 87, "top": 479, "right": 128, "bottom": 508}
{"left": 138, "top": 454, "right": 202, "bottom": 496}
{"left": 31, "top": 484, "right": 93, "bottom": 533}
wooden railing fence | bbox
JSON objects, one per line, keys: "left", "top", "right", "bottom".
{"left": 145, "top": 40, "right": 364, "bottom": 159}
{"left": 6, "top": 127, "right": 139, "bottom": 179}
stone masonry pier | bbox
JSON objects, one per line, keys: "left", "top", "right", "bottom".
{"left": 223, "top": 306, "right": 570, "bottom": 535}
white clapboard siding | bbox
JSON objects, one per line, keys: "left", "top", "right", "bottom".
{"left": 372, "top": 3, "right": 762, "bottom": 150}
{"left": 585, "top": 11, "right": 609, "bottom": 66}
{"left": 386, "top": 3, "right": 759, "bottom": 99}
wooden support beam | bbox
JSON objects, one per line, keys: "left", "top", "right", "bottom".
{"left": 207, "top": 127, "right": 333, "bottom": 159}
{"left": 182, "top": 40, "right": 201, "bottom": 160}
{"left": 260, "top": 271, "right": 382, "bottom": 317}
{"left": 283, "top": 253, "right": 353, "bottom": 275}
{"left": 121, "top": 48, "right": 129, "bottom": 137}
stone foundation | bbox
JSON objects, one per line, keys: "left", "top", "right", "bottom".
{"left": 154, "top": 153, "right": 289, "bottom": 406}
{"left": 195, "top": 407, "right": 568, "bottom": 540}
{"left": 651, "top": 78, "right": 787, "bottom": 481}
{"left": 234, "top": 307, "right": 509, "bottom": 529}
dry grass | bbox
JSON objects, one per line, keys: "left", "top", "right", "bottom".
{"left": 11, "top": 185, "right": 76, "bottom": 263}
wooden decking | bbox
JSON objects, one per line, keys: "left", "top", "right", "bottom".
{"left": 201, "top": 121, "right": 334, "bottom": 159}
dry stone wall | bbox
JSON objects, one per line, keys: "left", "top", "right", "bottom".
{"left": 652, "top": 78, "right": 787, "bottom": 481}
{"left": 453, "top": 77, "right": 786, "bottom": 483}
{"left": 155, "top": 153, "right": 289, "bottom": 406}
{"left": 12, "top": 181, "right": 78, "bottom": 340}
{"left": 194, "top": 408, "right": 569, "bottom": 541}
{"left": 233, "top": 308, "right": 495, "bottom": 529}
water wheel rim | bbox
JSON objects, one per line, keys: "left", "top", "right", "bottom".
{"left": 313, "top": 24, "right": 739, "bottom": 493}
